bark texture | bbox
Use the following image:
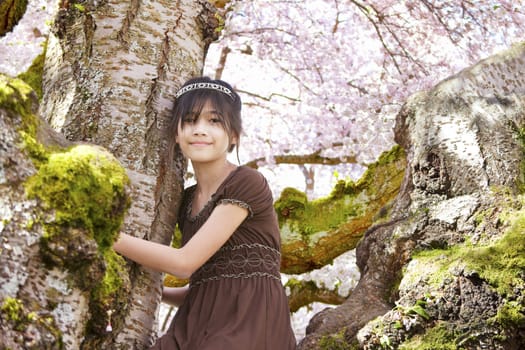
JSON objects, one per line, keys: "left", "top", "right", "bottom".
{"left": 0, "top": 76, "right": 127, "bottom": 349}
{"left": 298, "top": 43, "right": 525, "bottom": 349}
{"left": 1, "top": 1, "right": 220, "bottom": 349}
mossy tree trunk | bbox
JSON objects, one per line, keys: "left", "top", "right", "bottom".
{"left": 298, "top": 43, "right": 525, "bottom": 349}
{"left": 1, "top": 1, "right": 220, "bottom": 349}
{"left": 43, "top": 1, "right": 220, "bottom": 348}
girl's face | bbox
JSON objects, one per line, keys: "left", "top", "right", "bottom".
{"left": 176, "top": 100, "right": 237, "bottom": 165}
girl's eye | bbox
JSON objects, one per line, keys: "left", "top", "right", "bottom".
{"left": 210, "top": 118, "right": 222, "bottom": 123}
{"left": 183, "top": 116, "right": 196, "bottom": 123}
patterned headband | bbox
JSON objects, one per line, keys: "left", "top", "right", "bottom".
{"left": 175, "top": 82, "right": 235, "bottom": 100}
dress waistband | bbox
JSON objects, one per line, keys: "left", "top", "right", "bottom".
{"left": 190, "top": 243, "right": 282, "bottom": 287}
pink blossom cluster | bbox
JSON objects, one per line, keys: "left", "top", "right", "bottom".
{"left": 205, "top": 0, "right": 524, "bottom": 196}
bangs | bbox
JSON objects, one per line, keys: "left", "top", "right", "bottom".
{"left": 176, "top": 90, "right": 233, "bottom": 133}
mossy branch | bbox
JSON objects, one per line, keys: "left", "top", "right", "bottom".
{"left": 277, "top": 145, "right": 406, "bottom": 274}
{"left": 0, "top": 0, "right": 28, "bottom": 36}
{"left": 286, "top": 279, "right": 347, "bottom": 313}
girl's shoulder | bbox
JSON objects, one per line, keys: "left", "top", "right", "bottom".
{"left": 220, "top": 166, "right": 273, "bottom": 211}
{"left": 226, "top": 166, "right": 268, "bottom": 190}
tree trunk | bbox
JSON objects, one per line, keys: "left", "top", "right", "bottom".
{"left": 298, "top": 43, "right": 525, "bottom": 349}
{"left": 1, "top": 1, "right": 220, "bottom": 349}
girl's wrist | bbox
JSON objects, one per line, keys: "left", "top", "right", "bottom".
{"left": 113, "top": 232, "right": 126, "bottom": 251}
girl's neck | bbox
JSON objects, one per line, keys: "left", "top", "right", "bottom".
{"left": 192, "top": 160, "right": 237, "bottom": 197}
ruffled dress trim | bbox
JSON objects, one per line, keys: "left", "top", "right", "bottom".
{"left": 185, "top": 191, "right": 254, "bottom": 223}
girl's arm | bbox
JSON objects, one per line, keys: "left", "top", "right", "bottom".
{"left": 113, "top": 203, "right": 249, "bottom": 278}
{"left": 162, "top": 286, "right": 190, "bottom": 306}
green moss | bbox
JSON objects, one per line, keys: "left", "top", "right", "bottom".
{"left": 0, "top": 75, "right": 39, "bottom": 134}
{"left": 326, "top": 145, "right": 405, "bottom": 200}
{"left": 22, "top": 145, "right": 130, "bottom": 340}
{"left": 25, "top": 144, "right": 129, "bottom": 252}
{"left": 171, "top": 224, "right": 183, "bottom": 248}
{"left": 85, "top": 249, "right": 130, "bottom": 337}
{"left": 93, "top": 250, "right": 128, "bottom": 301}
{"left": 23, "top": 141, "right": 131, "bottom": 342}
{"left": 274, "top": 188, "right": 307, "bottom": 222}
{"left": 214, "top": 12, "right": 225, "bottom": 33}
{"left": 20, "top": 129, "right": 50, "bottom": 167}
{"left": 17, "top": 41, "right": 47, "bottom": 100}
{"left": 319, "top": 329, "right": 355, "bottom": 350}
{"left": 73, "top": 3, "right": 86, "bottom": 12}
{"left": 0, "top": 75, "right": 50, "bottom": 169}
{"left": 23, "top": 143, "right": 131, "bottom": 339}
{"left": 275, "top": 145, "right": 405, "bottom": 239}
{"left": 275, "top": 181, "right": 353, "bottom": 235}
{"left": 284, "top": 277, "right": 302, "bottom": 288}
{"left": 344, "top": 144, "right": 405, "bottom": 196}
{"left": 1, "top": 297, "right": 63, "bottom": 345}
{"left": 1, "top": 297, "right": 36, "bottom": 331}
{"left": 278, "top": 145, "right": 406, "bottom": 273}
{"left": 412, "top": 202, "right": 525, "bottom": 297}
{"left": 399, "top": 322, "right": 462, "bottom": 350}
{"left": 394, "top": 299, "right": 431, "bottom": 321}
{"left": 490, "top": 300, "right": 525, "bottom": 328}
{"left": 1, "top": 297, "right": 24, "bottom": 323}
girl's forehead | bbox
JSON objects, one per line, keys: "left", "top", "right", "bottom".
{"left": 190, "top": 99, "right": 220, "bottom": 115}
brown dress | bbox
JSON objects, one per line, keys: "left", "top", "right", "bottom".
{"left": 151, "top": 166, "right": 297, "bottom": 350}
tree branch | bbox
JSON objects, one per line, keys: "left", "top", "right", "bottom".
{"left": 235, "top": 88, "right": 301, "bottom": 103}
{"left": 286, "top": 279, "right": 347, "bottom": 312}
{"left": 243, "top": 150, "right": 360, "bottom": 169}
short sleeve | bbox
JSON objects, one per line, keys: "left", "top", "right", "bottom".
{"left": 217, "top": 167, "right": 274, "bottom": 219}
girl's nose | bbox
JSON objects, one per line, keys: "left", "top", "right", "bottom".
{"left": 191, "top": 118, "right": 207, "bottom": 135}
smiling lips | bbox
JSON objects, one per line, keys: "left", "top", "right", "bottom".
{"left": 190, "top": 141, "right": 212, "bottom": 146}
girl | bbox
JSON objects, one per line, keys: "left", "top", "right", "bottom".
{"left": 113, "top": 77, "right": 297, "bottom": 349}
